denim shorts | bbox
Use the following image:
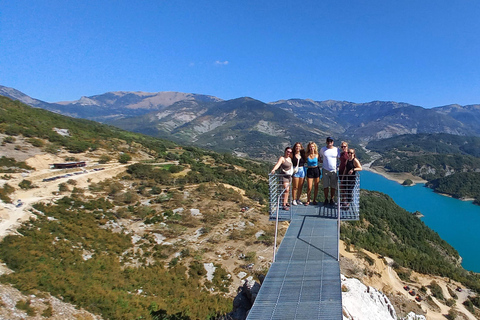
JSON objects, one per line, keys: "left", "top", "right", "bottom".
{"left": 293, "top": 166, "right": 306, "bottom": 178}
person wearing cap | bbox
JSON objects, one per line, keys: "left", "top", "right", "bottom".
{"left": 319, "top": 137, "right": 340, "bottom": 206}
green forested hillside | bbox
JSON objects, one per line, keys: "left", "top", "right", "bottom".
{"left": 427, "top": 173, "right": 480, "bottom": 205}
{"left": 0, "top": 95, "right": 176, "bottom": 154}
{"left": 367, "top": 133, "right": 480, "bottom": 158}
{"left": 1, "top": 96, "right": 479, "bottom": 319}
{"left": 368, "top": 133, "right": 480, "bottom": 202}
{"left": 342, "top": 191, "right": 480, "bottom": 292}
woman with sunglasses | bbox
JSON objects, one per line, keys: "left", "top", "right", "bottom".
{"left": 338, "top": 141, "right": 349, "bottom": 176}
{"left": 341, "top": 148, "right": 362, "bottom": 208}
{"left": 271, "top": 147, "right": 293, "bottom": 210}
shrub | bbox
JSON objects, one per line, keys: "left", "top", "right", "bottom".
{"left": 41, "top": 302, "right": 53, "bottom": 317}
{"left": 244, "top": 251, "right": 256, "bottom": 262}
{"left": 58, "top": 183, "right": 69, "bottom": 192}
{"left": 119, "top": 153, "right": 132, "bottom": 164}
{"left": 18, "top": 179, "right": 34, "bottom": 190}
{"left": 16, "top": 299, "right": 36, "bottom": 316}
{"left": 26, "top": 138, "right": 44, "bottom": 147}
{"left": 98, "top": 154, "right": 111, "bottom": 164}
{"left": 189, "top": 261, "right": 207, "bottom": 278}
{"left": 2, "top": 136, "right": 15, "bottom": 144}
{"left": 445, "top": 298, "right": 456, "bottom": 307}
{"left": 429, "top": 281, "right": 445, "bottom": 301}
{"left": 0, "top": 183, "right": 15, "bottom": 203}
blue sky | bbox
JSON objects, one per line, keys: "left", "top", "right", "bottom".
{"left": 1, "top": 0, "right": 479, "bottom": 107}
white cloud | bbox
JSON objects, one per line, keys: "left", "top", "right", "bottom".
{"left": 214, "top": 60, "right": 229, "bottom": 65}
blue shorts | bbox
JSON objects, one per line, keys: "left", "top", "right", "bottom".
{"left": 293, "top": 166, "right": 306, "bottom": 178}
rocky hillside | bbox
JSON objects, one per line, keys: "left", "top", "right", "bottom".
{"left": 1, "top": 96, "right": 480, "bottom": 319}
{"left": 2, "top": 85, "right": 480, "bottom": 161}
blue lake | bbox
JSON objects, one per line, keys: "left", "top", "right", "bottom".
{"left": 360, "top": 170, "right": 480, "bottom": 272}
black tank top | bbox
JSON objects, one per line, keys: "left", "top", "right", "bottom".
{"left": 345, "top": 159, "right": 355, "bottom": 175}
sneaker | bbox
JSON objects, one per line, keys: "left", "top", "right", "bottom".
{"left": 323, "top": 199, "right": 329, "bottom": 206}
{"left": 296, "top": 200, "right": 303, "bottom": 205}
{"left": 292, "top": 200, "right": 297, "bottom": 206}
{"left": 329, "top": 199, "right": 335, "bottom": 206}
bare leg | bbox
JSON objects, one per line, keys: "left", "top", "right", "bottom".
{"left": 313, "top": 177, "right": 319, "bottom": 203}
{"left": 291, "top": 177, "right": 299, "bottom": 201}
{"left": 283, "top": 182, "right": 289, "bottom": 207}
{"left": 306, "top": 178, "right": 313, "bottom": 204}
{"left": 297, "top": 177, "right": 305, "bottom": 200}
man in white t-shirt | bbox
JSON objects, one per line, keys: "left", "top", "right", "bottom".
{"left": 320, "top": 137, "right": 339, "bottom": 206}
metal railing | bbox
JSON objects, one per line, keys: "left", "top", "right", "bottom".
{"left": 337, "top": 173, "right": 360, "bottom": 219}
{"left": 268, "top": 172, "right": 360, "bottom": 262}
{"left": 336, "top": 173, "right": 360, "bottom": 260}
{"left": 269, "top": 173, "right": 292, "bottom": 262}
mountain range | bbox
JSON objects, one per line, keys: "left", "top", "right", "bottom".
{"left": 2, "top": 85, "right": 480, "bottom": 160}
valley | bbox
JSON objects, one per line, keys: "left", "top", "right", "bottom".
{"left": 1, "top": 91, "right": 480, "bottom": 319}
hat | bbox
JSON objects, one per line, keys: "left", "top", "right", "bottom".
{"left": 326, "top": 137, "right": 334, "bottom": 142}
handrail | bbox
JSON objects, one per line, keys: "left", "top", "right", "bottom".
{"left": 336, "top": 173, "right": 361, "bottom": 260}
{"left": 337, "top": 178, "right": 341, "bottom": 261}
{"left": 268, "top": 173, "right": 291, "bottom": 262}
{"left": 273, "top": 185, "right": 288, "bottom": 262}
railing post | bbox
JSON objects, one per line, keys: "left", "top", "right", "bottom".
{"left": 337, "top": 175, "right": 341, "bottom": 261}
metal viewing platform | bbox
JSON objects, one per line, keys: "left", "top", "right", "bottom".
{"left": 247, "top": 174, "right": 360, "bottom": 320}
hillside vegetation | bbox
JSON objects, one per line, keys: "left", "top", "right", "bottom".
{"left": 368, "top": 133, "right": 480, "bottom": 202}
{"left": 1, "top": 98, "right": 480, "bottom": 319}
{"left": 342, "top": 191, "right": 480, "bottom": 298}
{"left": 427, "top": 173, "right": 480, "bottom": 205}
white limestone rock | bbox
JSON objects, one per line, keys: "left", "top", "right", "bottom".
{"left": 341, "top": 275, "right": 396, "bottom": 320}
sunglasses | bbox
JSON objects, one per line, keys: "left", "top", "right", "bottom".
{"left": 348, "top": 152, "right": 354, "bottom": 154}
{"left": 341, "top": 146, "right": 347, "bottom": 148}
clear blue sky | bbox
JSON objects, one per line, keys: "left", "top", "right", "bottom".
{"left": 1, "top": 0, "right": 479, "bottom": 108}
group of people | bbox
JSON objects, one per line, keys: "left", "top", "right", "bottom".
{"left": 270, "top": 137, "right": 362, "bottom": 211}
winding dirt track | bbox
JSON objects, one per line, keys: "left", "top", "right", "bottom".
{"left": 0, "top": 154, "right": 130, "bottom": 239}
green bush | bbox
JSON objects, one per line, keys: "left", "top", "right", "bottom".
{"left": 98, "top": 154, "right": 111, "bottom": 164}
{"left": 429, "top": 281, "right": 445, "bottom": 301}
{"left": 0, "top": 183, "right": 15, "bottom": 203}
{"left": 2, "top": 136, "right": 15, "bottom": 144}
{"left": 16, "top": 300, "right": 36, "bottom": 316}
{"left": 18, "top": 179, "right": 34, "bottom": 190}
{"left": 26, "top": 138, "right": 44, "bottom": 147}
{"left": 119, "top": 153, "right": 132, "bottom": 164}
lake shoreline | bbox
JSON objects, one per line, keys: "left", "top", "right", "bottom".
{"left": 361, "top": 170, "right": 480, "bottom": 273}
{"left": 365, "top": 167, "right": 477, "bottom": 203}
{"left": 364, "top": 166, "right": 427, "bottom": 185}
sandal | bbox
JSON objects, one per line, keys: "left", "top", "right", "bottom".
{"left": 304, "top": 202, "right": 309, "bottom": 206}
{"left": 282, "top": 206, "right": 289, "bottom": 211}
{"left": 312, "top": 201, "right": 318, "bottom": 205}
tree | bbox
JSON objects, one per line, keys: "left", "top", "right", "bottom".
{"left": 118, "top": 153, "right": 132, "bottom": 164}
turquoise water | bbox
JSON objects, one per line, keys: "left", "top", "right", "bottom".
{"left": 360, "top": 170, "right": 480, "bottom": 272}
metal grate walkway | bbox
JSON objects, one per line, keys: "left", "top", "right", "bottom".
{"left": 247, "top": 204, "right": 343, "bottom": 320}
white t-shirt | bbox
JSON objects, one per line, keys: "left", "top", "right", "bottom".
{"left": 320, "top": 146, "right": 339, "bottom": 172}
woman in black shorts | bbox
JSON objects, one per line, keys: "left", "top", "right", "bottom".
{"left": 305, "top": 142, "right": 320, "bottom": 205}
